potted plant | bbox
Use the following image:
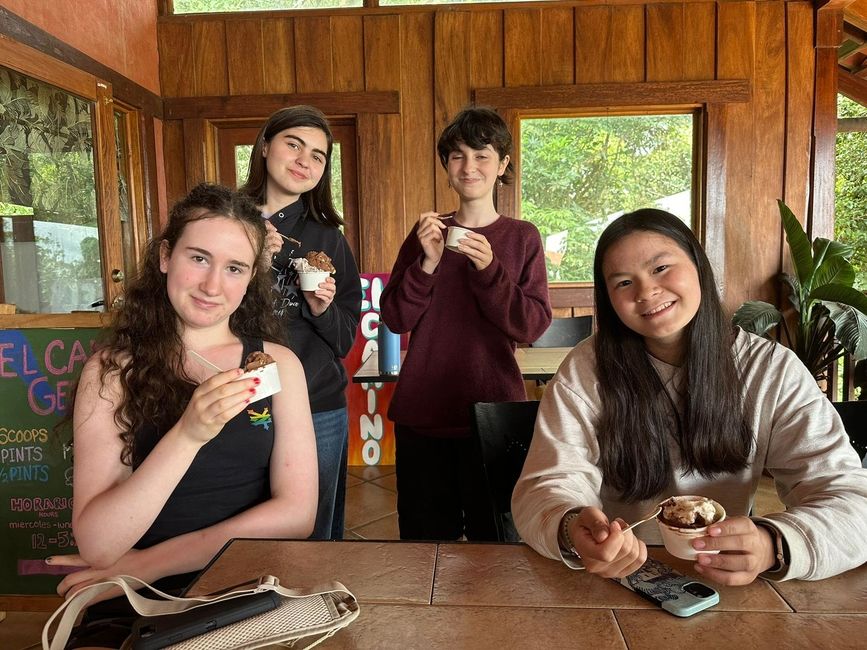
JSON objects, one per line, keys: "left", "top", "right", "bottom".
{"left": 732, "top": 199, "right": 867, "bottom": 383}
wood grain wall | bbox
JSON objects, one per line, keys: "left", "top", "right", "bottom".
{"left": 158, "top": 1, "right": 820, "bottom": 313}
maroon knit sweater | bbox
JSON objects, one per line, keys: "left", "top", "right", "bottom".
{"left": 381, "top": 214, "right": 552, "bottom": 436}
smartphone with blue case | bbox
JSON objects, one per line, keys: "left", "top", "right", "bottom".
{"left": 614, "top": 557, "right": 719, "bottom": 617}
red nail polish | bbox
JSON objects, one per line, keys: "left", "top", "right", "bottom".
{"left": 249, "top": 388, "right": 256, "bottom": 394}
{"left": 253, "top": 378, "right": 261, "bottom": 385}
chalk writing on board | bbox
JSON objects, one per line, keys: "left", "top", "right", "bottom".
{"left": 1, "top": 329, "right": 98, "bottom": 595}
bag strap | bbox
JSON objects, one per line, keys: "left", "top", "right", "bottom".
{"left": 42, "top": 574, "right": 355, "bottom": 650}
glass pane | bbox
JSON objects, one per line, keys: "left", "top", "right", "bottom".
{"left": 233, "top": 141, "right": 343, "bottom": 220}
{"left": 331, "top": 142, "right": 343, "bottom": 219}
{"left": 0, "top": 66, "right": 101, "bottom": 313}
{"left": 174, "top": 0, "right": 362, "bottom": 13}
{"left": 835, "top": 94, "right": 867, "bottom": 291}
{"left": 520, "top": 114, "right": 694, "bottom": 283}
{"left": 234, "top": 144, "right": 252, "bottom": 189}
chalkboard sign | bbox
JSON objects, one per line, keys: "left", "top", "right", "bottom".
{"left": 0, "top": 328, "right": 98, "bottom": 596}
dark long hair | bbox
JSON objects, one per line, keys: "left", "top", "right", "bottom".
{"left": 593, "top": 209, "right": 752, "bottom": 502}
{"left": 437, "top": 106, "right": 515, "bottom": 184}
{"left": 86, "top": 184, "right": 284, "bottom": 466}
{"left": 240, "top": 105, "right": 343, "bottom": 228}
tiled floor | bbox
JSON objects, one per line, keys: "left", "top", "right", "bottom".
{"left": 1, "top": 468, "right": 785, "bottom": 649}
{"left": 344, "top": 464, "right": 399, "bottom": 541}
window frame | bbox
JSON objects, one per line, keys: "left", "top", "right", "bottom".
{"left": 0, "top": 38, "right": 125, "bottom": 328}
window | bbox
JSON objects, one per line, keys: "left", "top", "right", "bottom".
{"left": 835, "top": 93, "right": 867, "bottom": 291}
{"left": 519, "top": 112, "right": 696, "bottom": 283}
{"left": 0, "top": 66, "right": 101, "bottom": 313}
{"left": 172, "top": 0, "right": 362, "bottom": 13}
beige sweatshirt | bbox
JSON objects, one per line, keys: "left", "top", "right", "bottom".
{"left": 512, "top": 329, "right": 867, "bottom": 581}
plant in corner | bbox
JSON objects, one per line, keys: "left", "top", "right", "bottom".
{"left": 733, "top": 199, "right": 867, "bottom": 383}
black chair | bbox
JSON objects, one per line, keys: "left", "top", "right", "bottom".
{"left": 530, "top": 316, "right": 593, "bottom": 348}
{"left": 471, "top": 400, "right": 540, "bottom": 542}
{"left": 832, "top": 400, "right": 867, "bottom": 459}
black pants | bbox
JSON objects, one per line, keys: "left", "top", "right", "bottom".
{"left": 394, "top": 425, "right": 498, "bottom": 541}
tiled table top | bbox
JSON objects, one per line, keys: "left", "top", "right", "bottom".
{"left": 187, "top": 539, "right": 436, "bottom": 605}
{"left": 186, "top": 539, "right": 867, "bottom": 649}
{"left": 432, "top": 545, "right": 790, "bottom": 612}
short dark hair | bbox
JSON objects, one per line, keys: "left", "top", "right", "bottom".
{"left": 592, "top": 208, "right": 751, "bottom": 502}
{"left": 240, "top": 105, "right": 343, "bottom": 228}
{"left": 437, "top": 106, "right": 514, "bottom": 184}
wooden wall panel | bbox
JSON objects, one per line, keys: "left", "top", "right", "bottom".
{"left": 262, "top": 18, "right": 296, "bottom": 94}
{"left": 682, "top": 3, "right": 716, "bottom": 80}
{"left": 400, "top": 12, "right": 435, "bottom": 228}
{"left": 227, "top": 19, "right": 264, "bottom": 96}
{"left": 541, "top": 7, "right": 575, "bottom": 85}
{"left": 505, "top": 9, "right": 541, "bottom": 87}
{"left": 717, "top": 1, "right": 757, "bottom": 310}
{"left": 332, "top": 16, "right": 363, "bottom": 92}
{"left": 470, "top": 11, "right": 504, "bottom": 90}
{"left": 364, "top": 15, "right": 401, "bottom": 92}
{"left": 752, "top": 1, "right": 787, "bottom": 301}
{"left": 434, "top": 10, "right": 471, "bottom": 211}
{"left": 162, "top": 120, "right": 186, "bottom": 208}
{"left": 811, "top": 8, "right": 840, "bottom": 241}
{"left": 158, "top": 21, "right": 193, "bottom": 97}
{"left": 646, "top": 4, "right": 683, "bottom": 82}
{"left": 784, "top": 2, "right": 815, "bottom": 226}
{"left": 574, "top": 7, "right": 610, "bottom": 83}
{"left": 358, "top": 113, "right": 405, "bottom": 273}
{"left": 610, "top": 5, "right": 645, "bottom": 82}
{"left": 294, "top": 17, "right": 334, "bottom": 93}
{"left": 192, "top": 21, "right": 227, "bottom": 96}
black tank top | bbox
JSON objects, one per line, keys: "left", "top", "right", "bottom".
{"left": 134, "top": 338, "right": 275, "bottom": 550}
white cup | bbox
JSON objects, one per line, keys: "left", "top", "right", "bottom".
{"left": 236, "top": 362, "right": 282, "bottom": 401}
{"left": 298, "top": 270, "right": 329, "bottom": 291}
{"left": 656, "top": 496, "right": 726, "bottom": 560}
{"left": 445, "top": 226, "right": 472, "bottom": 252}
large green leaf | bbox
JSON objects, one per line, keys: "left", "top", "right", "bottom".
{"left": 812, "top": 238, "right": 852, "bottom": 263}
{"left": 826, "top": 303, "right": 867, "bottom": 361}
{"left": 813, "top": 256, "right": 855, "bottom": 291}
{"left": 732, "top": 301, "right": 783, "bottom": 336}
{"left": 809, "top": 285, "right": 867, "bottom": 315}
{"left": 778, "top": 199, "right": 814, "bottom": 286}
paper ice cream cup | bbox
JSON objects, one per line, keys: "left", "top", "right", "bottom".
{"left": 656, "top": 496, "right": 726, "bottom": 560}
{"left": 237, "top": 362, "right": 281, "bottom": 401}
{"left": 445, "top": 226, "right": 472, "bottom": 252}
{"left": 298, "top": 270, "right": 329, "bottom": 291}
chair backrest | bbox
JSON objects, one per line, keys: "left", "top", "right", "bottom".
{"left": 471, "top": 400, "right": 540, "bottom": 542}
{"left": 832, "top": 400, "right": 867, "bottom": 459}
{"left": 530, "top": 316, "right": 593, "bottom": 348}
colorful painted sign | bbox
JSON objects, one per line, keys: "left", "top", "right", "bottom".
{"left": 344, "top": 274, "right": 396, "bottom": 466}
{"left": 0, "top": 328, "right": 98, "bottom": 595}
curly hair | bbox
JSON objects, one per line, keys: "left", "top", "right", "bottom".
{"left": 239, "top": 105, "right": 342, "bottom": 228}
{"left": 91, "top": 184, "right": 284, "bottom": 466}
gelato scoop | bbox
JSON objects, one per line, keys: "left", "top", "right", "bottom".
{"left": 658, "top": 496, "right": 720, "bottom": 529}
{"left": 244, "top": 351, "right": 274, "bottom": 372}
{"left": 294, "top": 250, "right": 336, "bottom": 273}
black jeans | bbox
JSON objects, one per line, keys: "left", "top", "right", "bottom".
{"left": 394, "top": 425, "right": 497, "bottom": 541}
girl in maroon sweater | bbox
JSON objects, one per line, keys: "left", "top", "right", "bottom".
{"left": 381, "top": 107, "right": 551, "bottom": 541}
